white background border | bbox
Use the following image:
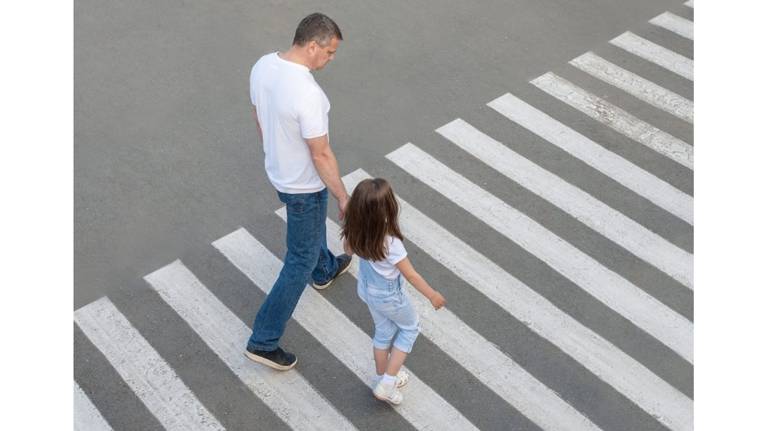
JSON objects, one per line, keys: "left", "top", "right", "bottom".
{"left": 2, "top": 0, "right": 767, "bottom": 428}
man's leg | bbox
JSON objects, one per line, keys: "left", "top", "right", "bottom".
{"left": 247, "top": 190, "right": 325, "bottom": 354}
{"left": 310, "top": 190, "right": 351, "bottom": 289}
{"left": 311, "top": 190, "right": 339, "bottom": 285}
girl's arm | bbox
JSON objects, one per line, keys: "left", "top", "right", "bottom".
{"left": 395, "top": 257, "right": 446, "bottom": 309}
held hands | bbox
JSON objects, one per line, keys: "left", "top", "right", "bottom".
{"left": 428, "top": 291, "right": 446, "bottom": 310}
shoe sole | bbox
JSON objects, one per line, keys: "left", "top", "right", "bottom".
{"left": 371, "top": 378, "right": 408, "bottom": 390}
{"left": 373, "top": 392, "right": 402, "bottom": 406}
{"left": 312, "top": 259, "right": 353, "bottom": 290}
{"left": 244, "top": 351, "right": 297, "bottom": 371}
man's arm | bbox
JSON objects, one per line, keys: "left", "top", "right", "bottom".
{"left": 306, "top": 134, "right": 349, "bottom": 219}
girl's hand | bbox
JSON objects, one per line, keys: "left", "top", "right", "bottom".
{"left": 429, "top": 291, "right": 446, "bottom": 310}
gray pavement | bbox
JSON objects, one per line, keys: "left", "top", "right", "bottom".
{"left": 75, "top": 1, "right": 694, "bottom": 430}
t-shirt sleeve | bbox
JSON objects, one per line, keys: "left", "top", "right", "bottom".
{"left": 297, "top": 88, "right": 329, "bottom": 139}
{"left": 386, "top": 237, "right": 408, "bottom": 266}
{"left": 249, "top": 63, "right": 259, "bottom": 106}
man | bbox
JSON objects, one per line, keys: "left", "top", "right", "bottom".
{"left": 245, "top": 13, "right": 352, "bottom": 370}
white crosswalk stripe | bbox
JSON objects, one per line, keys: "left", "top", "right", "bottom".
{"left": 650, "top": 12, "right": 694, "bottom": 40}
{"left": 212, "top": 228, "right": 480, "bottom": 431}
{"left": 144, "top": 260, "right": 357, "bottom": 431}
{"left": 487, "top": 93, "right": 693, "bottom": 224}
{"left": 610, "top": 32, "right": 693, "bottom": 80}
{"left": 684, "top": 1, "right": 693, "bottom": 8}
{"left": 341, "top": 168, "right": 692, "bottom": 431}
{"left": 74, "top": 381, "right": 113, "bottom": 431}
{"left": 387, "top": 144, "right": 693, "bottom": 364}
{"left": 74, "top": 297, "right": 225, "bottom": 431}
{"left": 275, "top": 206, "right": 602, "bottom": 431}
{"left": 531, "top": 72, "right": 694, "bottom": 170}
{"left": 570, "top": 52, "right": 693, "bottom": 123}
{"left": 437, "top": 118, "right": 693, "bottom": 288}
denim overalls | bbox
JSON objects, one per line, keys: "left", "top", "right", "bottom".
{"left": 357, "top": 258, "right": 420, "bottom": 353}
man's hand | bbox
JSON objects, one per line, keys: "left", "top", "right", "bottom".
{"left": 338, "top": 194, "right": 349, "bottom": 220}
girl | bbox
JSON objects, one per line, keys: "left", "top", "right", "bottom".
{"left": 341, "top": 178, "right": 446, "bottom": 405}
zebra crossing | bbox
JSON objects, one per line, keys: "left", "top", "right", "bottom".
{"left": 568, "top": 52, "right": 693, "bottom": 124}
{"left": 435, "top": 118, "right": 692, "bottom": 288}
{"left": 610, "top": 32, "right": 693, "bottom": 80}
{"left": 144, "top": 260, "right": 357, "bottom": 431}
{"left": 75, "top": 3, "right": 693, "bottom": 430}
{"left": 387, "top": 143, "right": 692, "bottom": 364}
{"left": 531, "top": 72, "right": 693, "bottom": 170}
{"left": 649, "top": 12, "right": 693, "bottom": 41}
{"left": 74, "top": 298, "right": 225, "bottom": 431}
{"left": 213, "top": 227, "right": 480, "bottom": 431}
{"left": 486, "top": 93, "right": 693, "bottom": 224}
{"left": 275, "top": 205, "right": 601, "bottom": 431}
{"left": 342, "top": 167, "right": 692, "bottom": 428}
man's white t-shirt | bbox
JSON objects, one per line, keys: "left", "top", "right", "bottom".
{"left": 369, "top": 236, "right": 408, "bottom": 279}
{"left": 250, "top": 52, "right": 329, "bottom": 194}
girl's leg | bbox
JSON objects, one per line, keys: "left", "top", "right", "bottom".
{"left": 385, "top": 347, "right": 408, "bottom": 376}
{"left": 374, "top": 347, "right": 389, "bottom": 375}
{"left": 384, "top": 293, "right": 420, "bottom": 377}
{"left": 368, "top": 303, "right": 396, "bottom": 377}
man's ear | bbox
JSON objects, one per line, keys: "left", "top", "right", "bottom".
{"left": 307, "top": 40, "right": 318, "bottom": 55}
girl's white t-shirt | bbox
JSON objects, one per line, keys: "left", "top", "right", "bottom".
{"left": 369, "top": 236, "right": 408, "bottom": 279}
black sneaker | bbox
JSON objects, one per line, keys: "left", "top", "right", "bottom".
{"left": 244, "top": 347, "right": 297, "bottom": 371}
{"left": 312, "top": 254, "right": 353, "bottom": 290}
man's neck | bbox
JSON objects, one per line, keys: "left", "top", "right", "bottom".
{"left": 279, "top": 46, "right": 311, "bottom": 70}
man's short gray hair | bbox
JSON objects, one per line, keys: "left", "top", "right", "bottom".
{"left": 293, "top": 13, "right": 343, "bottom": 47}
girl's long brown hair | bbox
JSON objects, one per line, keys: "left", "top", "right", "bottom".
{"left": 341, "top": 178, "right": 404, "bottom": 261}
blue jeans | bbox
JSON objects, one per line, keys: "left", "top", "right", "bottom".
{"left": 357, "top": 259, "right": 420, "bottom": 353}
{"left": 247, "top": 188, "right": 339, "bottom": 351}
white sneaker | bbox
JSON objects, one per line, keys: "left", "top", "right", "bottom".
{"left": 371, "top": 370, "right": 410, "bottom": 389}
{"left": 373, "top": 381, "right": 403, "bottom": 405}
{"left": 394, "top": 370, "right": 409, "bottom": 388}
